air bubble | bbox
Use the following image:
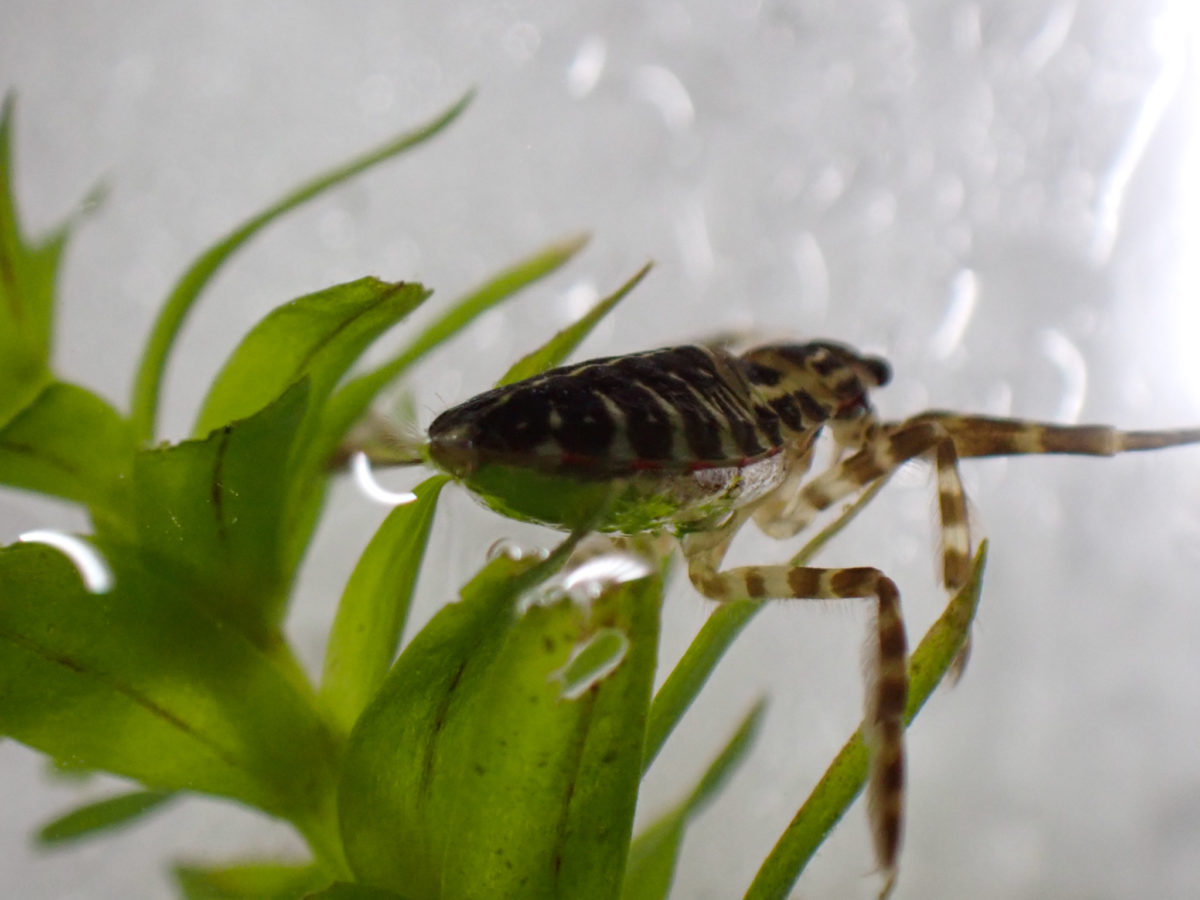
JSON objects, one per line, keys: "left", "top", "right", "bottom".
{"left": 351, "top": 452, "right": 417, "bottom": 507}
{"left": 19, "top": 530, "right": 114, "bottom": 594}
{"left": 486, "top": 538, "right": 549, "bottom": 562}
{"left": 567, "top": 36, "right": 607, "bottom": 98}
{"left": 551, "top": 628, "right": 630, "bottom": 700}
{"left": 524, "top": 548, "right": 655, "bottom": 610}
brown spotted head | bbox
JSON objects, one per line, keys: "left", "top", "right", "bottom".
{"left": 737, "top": 341, "right": 890, "bottom": 435}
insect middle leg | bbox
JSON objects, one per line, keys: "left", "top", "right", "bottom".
{"left": 756, "top": 420, "right": 974, "bottom": 589}
{"left": 681, "top": 515, "right": 908, "bottom": 896}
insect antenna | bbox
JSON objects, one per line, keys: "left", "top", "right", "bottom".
{"left": 330, "top": 409, "right": 427, "bottom": 469}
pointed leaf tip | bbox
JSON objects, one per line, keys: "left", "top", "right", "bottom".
{"left": 130, "top": 90, "right": 472, "bottom": 442}
{"left": 36, "top": 790, "right": 174, "bottom": 846}
{"left": 497, "top": 260, "right": 654, "bottom": 386}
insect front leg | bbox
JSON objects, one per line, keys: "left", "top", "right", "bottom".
{"left": 681, "top": 515, "right": 908, "bottom": 898}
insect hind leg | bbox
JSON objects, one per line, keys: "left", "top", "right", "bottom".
{"left": 756, "top": 420, "right": 973, "bottom": 590}
{"left": 903, "top": 412, "right": 1200, "bottom": 459}
{"left": 682, "top": 527, "right": 908, "bottom": 895}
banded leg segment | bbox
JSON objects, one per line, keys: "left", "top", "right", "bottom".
{"left": 904, "top": 412, "right": 1200, "bottom": 458}
{"left": 682, "top": 529, "right": 908, "bottom": 891}
{"left": 758, "top": 420, "right": 973, "bottom": 589}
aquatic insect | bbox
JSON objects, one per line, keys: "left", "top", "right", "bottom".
{"left": 418, "top": 341, "right": 1200, "bottom": 896}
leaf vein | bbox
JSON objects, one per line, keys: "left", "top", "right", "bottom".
{"left": 0, "top": 625, "right": 248, "bottom": 774}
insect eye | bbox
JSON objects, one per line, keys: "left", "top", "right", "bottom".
{"left": 860, "top": 356, "right": 891, "bottom": 387}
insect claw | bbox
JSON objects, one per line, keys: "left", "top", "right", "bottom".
{"left": 877, "top": 867, "right": 898, "bottom": 900}
{"left": 946, "top": 634, "right": 973, "bottom": 686}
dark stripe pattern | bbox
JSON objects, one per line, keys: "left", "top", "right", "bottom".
{"left": 428, "top": 345, "right": 792, "bottom": 470}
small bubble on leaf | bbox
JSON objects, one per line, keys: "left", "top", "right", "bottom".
{"left": 551, "top": 628, "right": 630, "bottom": 700}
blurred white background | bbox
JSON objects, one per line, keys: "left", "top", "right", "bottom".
{"left": 2, "top": 2, "right": 1199, "bottom": 898}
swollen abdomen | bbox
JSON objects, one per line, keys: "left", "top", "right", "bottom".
{"left": 427, "top": 345, "right": 785, "bottom": 476}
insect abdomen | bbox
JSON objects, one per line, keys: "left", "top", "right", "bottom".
{"left": 428, "top": 345, "right": 788, "bottom": 477}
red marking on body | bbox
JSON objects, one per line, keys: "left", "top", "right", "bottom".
{"left": 559, "top": 451, "right": 593, "bottom": 467}
{"left": 837, "top": 396, "right": 869, "bottom": 417}
{"left": 684, "top": 445, "right": 783, "bottom": 473}
{"left": 551, "top": 444, "right": 784, "bottom": 474}
{"left": 631, "top": 458, "right": 666, "bottom": 471}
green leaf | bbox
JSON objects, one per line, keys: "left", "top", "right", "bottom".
{"left": 193, "top": 277, "right": 430, "bottom": 581}
{"left": 175, "top": 861, "right": 329, "bottom": 900}
{"left": 44, "top": 756, "right": 99, "bottom": 781}
{"left": 621, "top": 700, "right": 766, "bottom": 900}
{"left": 0, "top": 540, "right": 343, "bottom": 862}
{"left": 0, "top": 381, "right": 135, "bottom": 531}
{"left": 642, "top": 601, "right": 756, "bottom": 774}
{"left": 131, "top": 381, "right": 310, "bottom": 638}
{"left": 643, "top": 479, "right": 887, "bottom": 772}
{"left": 340, "top": 554, "right": 662, "bottom": 900}
{"left": 130, "top": 92, "right": 472, "bottom": 443}
{"left": 496, "top": 261, "right": 652, "bottom": 387}
{"left": 316, "top": 233, "right": 588, "bottom": 469}
{"left": 194, "top": 278, "right": 429, "bottom": 438}
{"left": 0, "top": 94, "right": 72, "bottom": 424}
{"left": 338, "top": 554, "right": 539, "bottom": 895}
{"left": 319, "top": 475, "right": 448, "bottom": 737}
{"left": 36, "top": 789, "right": 174, "bottom": 845}
{"left": 743, "top": 542, "right": 988, "bottom": 900}
{"left": 528, "top": 575, "right": 661, "bottom": 900}
{"left": 302, "top": 885, "right": 411, "bottom": 900}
